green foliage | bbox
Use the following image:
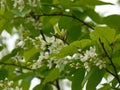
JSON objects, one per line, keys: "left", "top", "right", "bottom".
{"left": 33, "top": 84, "right": 53, "bottom": 90}
{"left": 0, "top": 69, "right": 8, "bottom": 80}
{"left": 0, "top": 0, "right": 120, "bottom": 90}
{"left": 72, "top": 68, "right": 85, "bottom": 90}
{"left": 43, "top": 68, "right": 60, "bottom": 84}
{"left": 86, "top": 67, "right": 105, "bottom": 90}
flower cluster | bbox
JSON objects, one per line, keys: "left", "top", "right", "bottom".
{"left": 0, "top": 0, "right": 6, "bottom": 9}
{"left": 69, "top": 62, "right": 81, "bottom": 69}
{"left": 27, "top": 35, "right": 67, "bottom": 69}
{"left": 14, "top": 23, "right": 67, "bottom": 70}
{"left": 13, "top": 0, "right": 25, "bottom": 12}
{"left": 28, "top": 0, "right": 37, "bottom": 7}
{"left": 0, "top": 78, "right": 22, "bottom": 90}
{"left": 36, "top": 35, "right": 66, "bottom": 53}
{"left": 30, "top": 52, "right": 49, "bottom": 69}
{"left": 15, "top": 23, "right": 106, "bottom": 72}
{"left": 82, "top": 46, "right": 106, "bottom": 71}
{"left": 71, "top": 46, "right": 106, "bottom": 71}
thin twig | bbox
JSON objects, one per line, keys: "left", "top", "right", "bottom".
{"left": 14, "top": 13, "right": 94, "bottom": 30}
{"left": 34, "top": 13, "right": 94, "bottom": 30}
{"left": 0, "top": 62, "right": 33, "bottom": 71}
{"left": 99, "top": 38, "right": 120, "bottom": 84}
{"left": 40, "top": 29, "right": 47, "bottom": 42}
{"left": 105, "top": 68, "right": 116, "bottom": 77}
{"left": 56, "top": 80, "right": 60, "bottom": 90}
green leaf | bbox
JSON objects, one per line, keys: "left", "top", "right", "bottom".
{"left": 82, "top": 67, "right": 95, "bottom": 87}
{"left": 98, "top": 84, "right": 111, "bottom": 90}
{"left": 29, "top": 52, "right": 40, "bottom": 61}
{"left": 103, "top": 15, "right": 120, "bottom": 31}
{"left": 40, "top": 0, "right": 53, "bottom": 13}
{"left": 33, "top": 84, "right": 53, "bottom": 90}
{"left": 86, "top": 67, "right": 105, "bottom": 90}
{"left": 112, "top": 50, "right": 120, "bottom": 66}
{"left": 59, "top": 16, "right": 84, "bottom": 42}
{"left": 13, "top": 72, "right": 34, "bottom": 81}
{"left": 54, "top": 23, "right": 62, "bottom": 36}
{"left": 86, "top": 8, "right": 103, "bottom": 24}
{"left": 21, "top": 75, "right": 34, "bottom": 90}
{"left": 85, "top": 0, "right": 112, "bottom": 5}
{"left": 70, "top": 39, "right": 92, "bottom": 50}
{"left": 0, "top": 18, "right": 6, "bottom": 33}
{"left": 42, "top": 16, "right": 60, "bottom": 36}
{"left": 57, "top": 45, "right": 78, "bottom": 58}
{"left": 43, "top": 68, "right": 60, "bottom": 84}
{"left": 72, "top": 0, "right": 112, "bottom": 6}
{"left": 0, "top": 47, "right": 23, "bottom": 62}
{"left": 11, "top": 9, "right": 31, "bottom": 17}
{"left": 35, "top": 65, "right": 49, "bottom": 78}
{"left": 59, "top": 0, "right": 72, "bottom": 8}
{"left": 111, "top": 78, "right": 118, "bottom": 88}
{"left": 0, "top": 46, "right": 4, "bottom": 51}
{"left": 24, "top": 47, "right": 40, "bottom": 61}
{"left": 90, "top": 26, "right": 116, "bottom": 44}
{"left": 33, "top": 84, "right": 43, "bottom": 90}
{"left": 72, "top": 68, "right": 85, "bottom": 90}
{"left": 0, "top": 69, "right": 8, "bottom": 80}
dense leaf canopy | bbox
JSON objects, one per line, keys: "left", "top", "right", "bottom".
{"left": 0, "top": 0, "right": 120, "bottom": 90}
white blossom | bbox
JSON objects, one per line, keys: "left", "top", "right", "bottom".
{"left": 13, "top": 0, "right": 24, "bottom": 12}
{"left": 17, "top": 41, "right": 25, "bottom": 47}
{"left": 84, "top": 62, "right": 90, "bottom": 71}
{"left": 28, "top": 0, "right": 37, "bottom": 7}
{"left": 0, "top": 0, "right": 6, "bottom": 9}
{"left": 0, "top": 78, "right": 22, "bottom": 90}
{"left": 95, "top": 60, "right": 106, "bottom": 69}
{"left": 80, "top": 46, "right": 97, "bottom": 62}
{"left": 15, "top": 86, "right": 22, "bottom": 90}
{"left": 70, "top": 46, "right": 106, "bottom": 71}
{"left": 8, "top": 81, "right": 14, "bottom": 86}
{"left": 31, "top": 52, "right": 49, "bottom": 69}
{"left": 80, "top": 54, "right": 89, "bottom": 62}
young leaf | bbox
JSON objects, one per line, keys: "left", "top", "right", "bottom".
{"left": 57, "top": 45, "right": 78, "bottom": 58}
{"left": 70, "top": 39, "right": 92, "bottom": 50}
{"left": 90, "top": 26, "right": 116, "bottom": 44}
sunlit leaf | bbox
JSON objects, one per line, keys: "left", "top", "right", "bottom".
{"left": 90, "top": 26, "right": 116, "bottom": 43}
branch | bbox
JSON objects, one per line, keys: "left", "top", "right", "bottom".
{"left": 40, "top": 29, "right": 47, "bottom": 42}
{"left": 14, "top": 13, "right": 94, "bottom": 30}
{"left": 105, "top": 68, "right": 116, "bottom": 77}
{"left": 34, "top": 13, "right": 94, "bottom": 30}
{"left": 99, "top": 38, "right": 120, "bottom": 84}
{"left": 0, "top": 62, "right": 33, "bottom": 71}
{"left": 56, "top": 80, "right": 60, "bottom": 90}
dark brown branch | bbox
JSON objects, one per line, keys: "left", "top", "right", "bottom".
{"left": 34, "top": 13, "right": 94, "bottom": 30}
{"left": 105, "top": 68, "right": 116, "bottom": 77}
{"left": 56, "top": 80, "right": 60, "bottom": 90}
{"left": 40, "top": 29, "right": 47, "bottom": 42}
{"left": 14, "top": 13, "right": 94, "bottom": 30}
{"left": 99, "top": 38, "right": 120, "bottom": 84}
